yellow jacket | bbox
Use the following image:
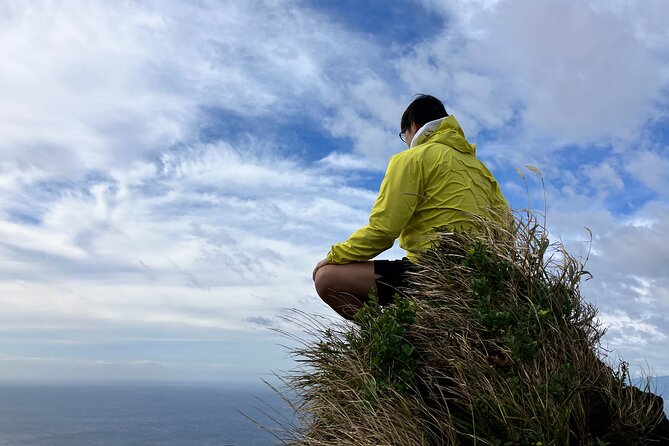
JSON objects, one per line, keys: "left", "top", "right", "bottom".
{"left": 327, "top": 115, "right": 507, "bottom": 263}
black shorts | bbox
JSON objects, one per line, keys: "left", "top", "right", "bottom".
{"left": 373, "top": 258, "right": 415, "bottom": 305}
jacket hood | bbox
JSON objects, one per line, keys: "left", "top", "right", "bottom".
{"left": 410, "top": 115, "right": 476, "bottom": 155}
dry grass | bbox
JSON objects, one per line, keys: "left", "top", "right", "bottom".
{"left": 273, "top": 210, "right": 668, "bottom": 445}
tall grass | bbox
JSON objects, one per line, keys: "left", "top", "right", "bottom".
{"left": 275, "top": 210, "right": 668, "bottom": 445}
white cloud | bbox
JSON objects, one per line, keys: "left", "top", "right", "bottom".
{"left": 583, "top": 161, "right": 625, "bottom": 192}
{"left": 402, "top": 0, "right": 669, "bottom": 151}
{"left": 0, "top": 1, "right": 193, "bottom": 171}
{"left": 325, "top": 105, "right": 406, "bottom": 164}
{"left": 592, "top": 217, "right": 669, "bottom": 282}
{"left": 0, "top": 0, "right": 401, "bottom": 176}
{"left": 317, "top": 152, "right": 376, "bottom": 171}
{"left": 546, "top": 194, "right": 669, "bottom": 374}
{"left": 489, "top": 0, "right": 661, "bottom": 143}
{"left": 0, "top": 138, "right": 383, "bottom": 359}
{"left": 624, "top": 150, "right": 669, "bottom": 195}
{"left": 601, "top": 310, "right": 668, "bottom": 344}
{"left": 396, "top": 36, "right": 517, "bottom": 139}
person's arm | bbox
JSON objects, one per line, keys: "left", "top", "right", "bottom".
{"left": 326, "top": 154, "right": 422, "bottom": 264}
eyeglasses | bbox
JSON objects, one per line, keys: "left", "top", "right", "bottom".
{"left": 399, "top": 130, "right": 406, "bottom": 143}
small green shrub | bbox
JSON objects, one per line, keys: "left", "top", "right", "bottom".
{"left": 346, "top": 293, "right": 418, "bottom": 397}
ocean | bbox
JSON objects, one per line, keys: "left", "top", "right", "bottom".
{"left": 0, "top": 383, "right": 292, "bottom": 446}
{"left": 0, "top": 380, "right": 666, "bottom": 445}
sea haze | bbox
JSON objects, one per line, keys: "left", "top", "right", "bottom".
{"left": 0, "top": 382, "right": 292, "bottom": 446}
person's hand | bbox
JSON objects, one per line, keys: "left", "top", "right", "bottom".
{"left": 312, "top": 258, "right": 329, "bottom": 281}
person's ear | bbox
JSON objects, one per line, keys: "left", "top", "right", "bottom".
{"left": 411, "top": 122, "right": 420, "bottom": 133}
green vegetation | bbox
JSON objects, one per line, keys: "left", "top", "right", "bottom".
{"left": 276, "top": 211, "right": 668, "bottom": 445}
{"left": 346, "top": 294, "right": 418, "bottom": 398}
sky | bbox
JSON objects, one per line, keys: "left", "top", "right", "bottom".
{"left": 0, "top": 0, "right": 668, "bottom": 384}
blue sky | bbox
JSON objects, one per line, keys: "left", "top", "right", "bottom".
{"left": 1, "top": 0, "right": 668, "bottom": 383}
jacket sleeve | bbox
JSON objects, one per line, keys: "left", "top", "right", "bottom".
{"left": 327, "top": 154, "right": 422, "bottom": 263}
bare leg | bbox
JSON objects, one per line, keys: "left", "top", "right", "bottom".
{"left": 313, "top": 262, "right": 380, "bottom": 320}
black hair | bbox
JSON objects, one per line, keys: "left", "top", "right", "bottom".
{"left": 400, "top": 94, "right": 448, "bottom": 132}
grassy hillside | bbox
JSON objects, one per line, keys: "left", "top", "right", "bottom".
{"left": 277, "top": 212, "right": 669, "bottom": 445}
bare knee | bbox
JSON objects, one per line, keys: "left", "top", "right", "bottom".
{"left": 314, "top": 265, "right": 362, "bottom": 319}
{"left": 314, "top": 265, "right": 338, "bottom": 299}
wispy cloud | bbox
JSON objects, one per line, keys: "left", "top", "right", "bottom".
{"left": 1, "top": 0, "right": 668, "bottom": 381}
